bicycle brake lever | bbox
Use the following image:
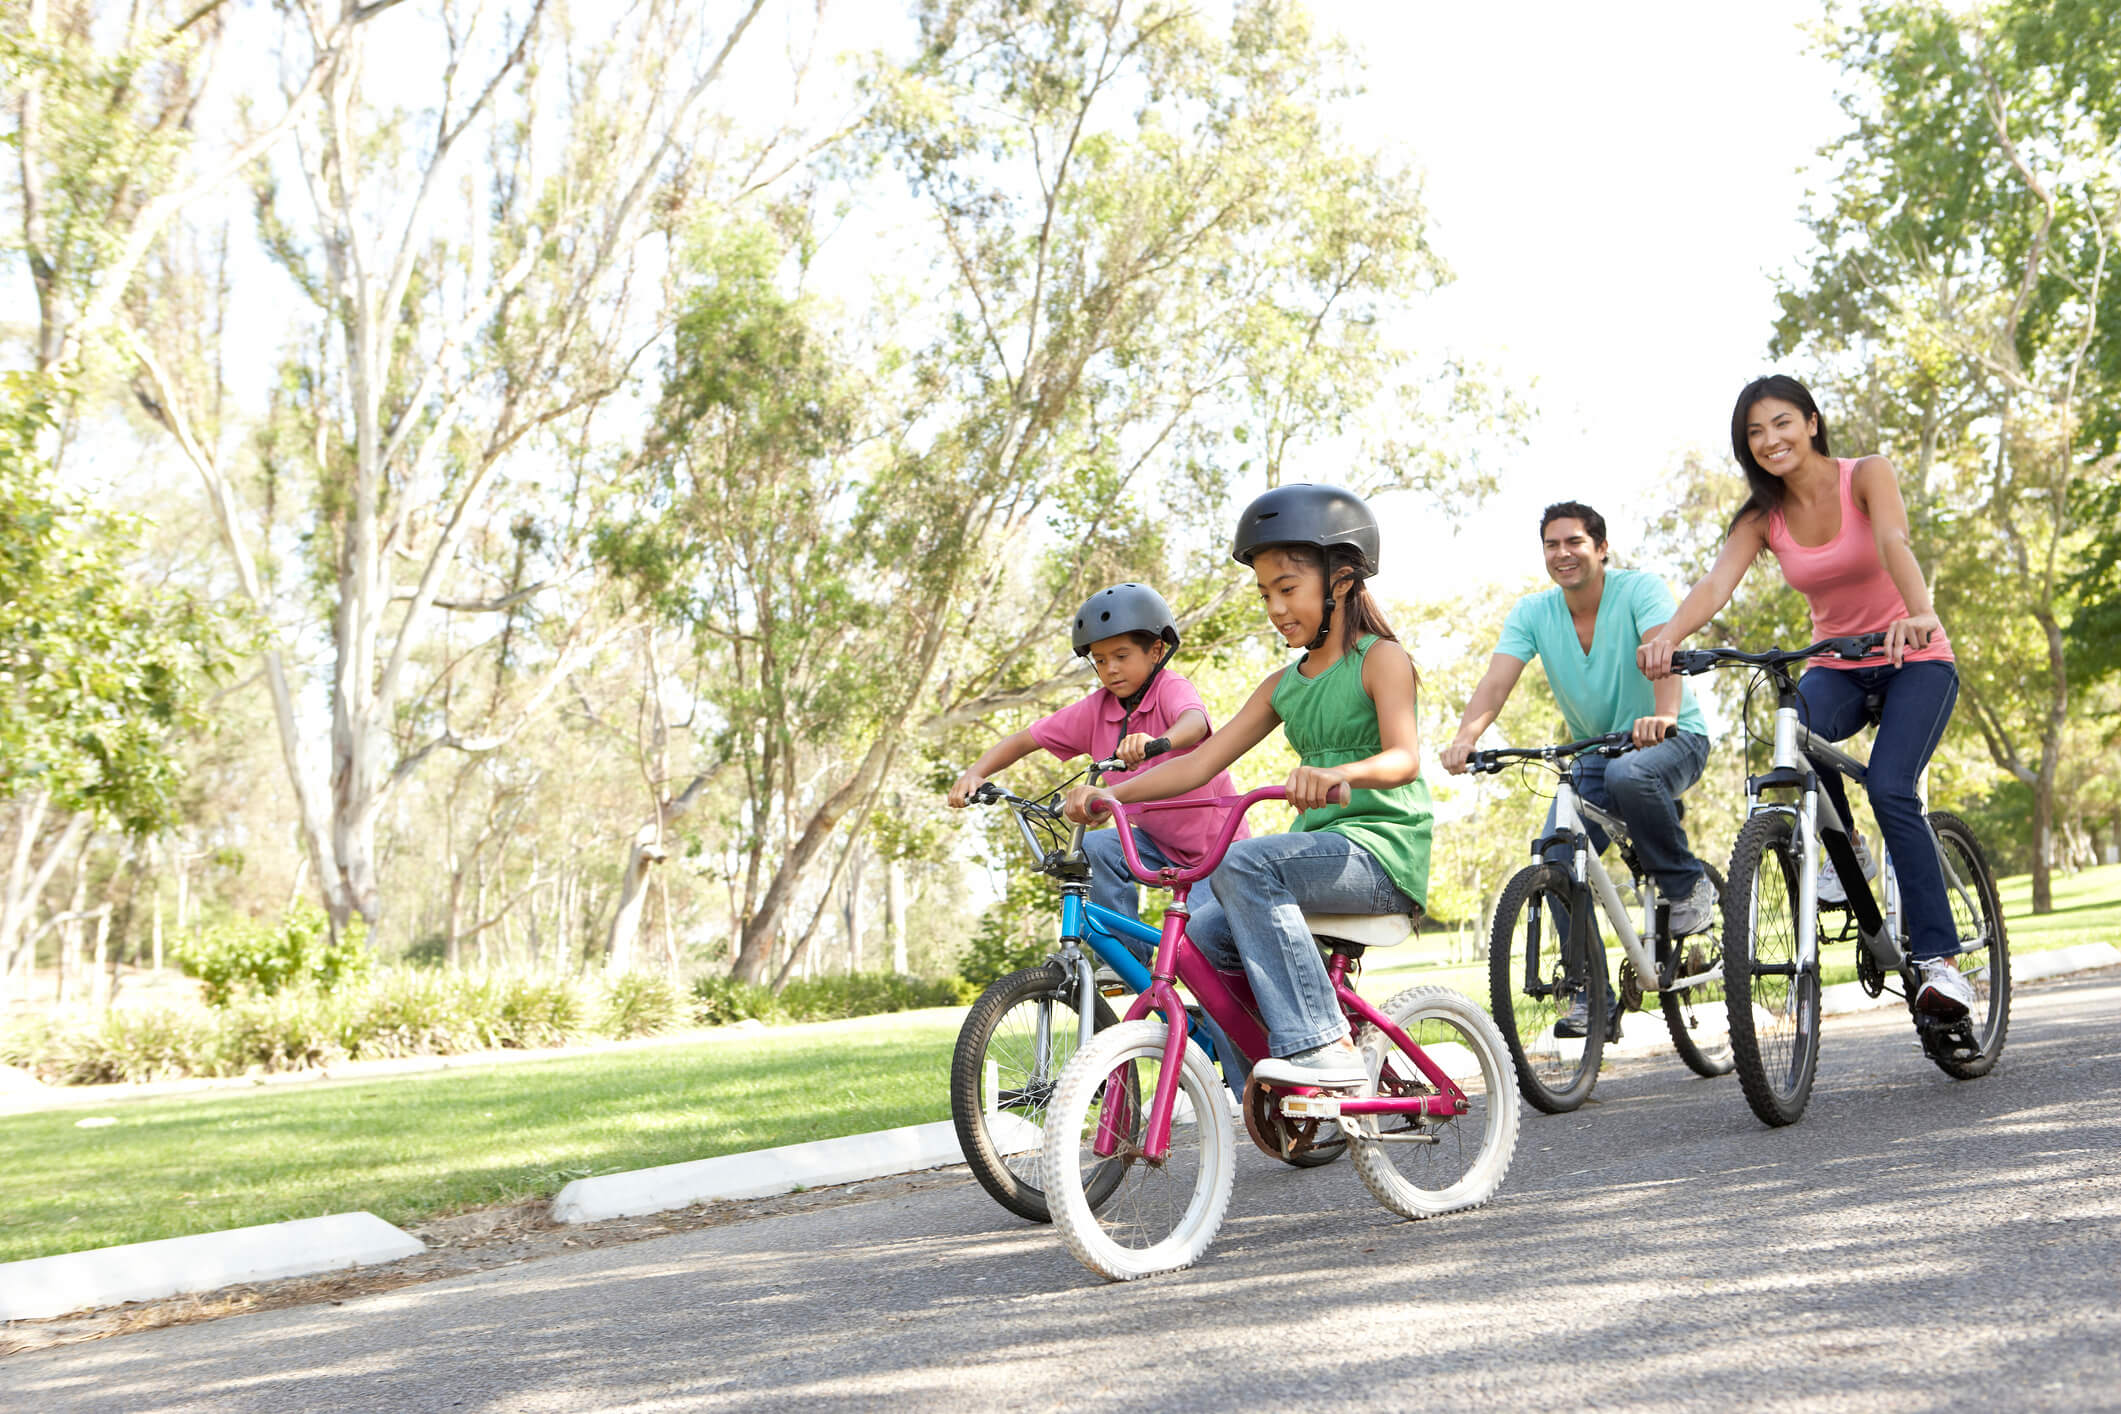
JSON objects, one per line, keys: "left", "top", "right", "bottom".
{"left": 969, "top": 782, "right": 1003, "bottom": 805}
{"left": 1668, "top": 649, "right": 1716, "bottom": 675}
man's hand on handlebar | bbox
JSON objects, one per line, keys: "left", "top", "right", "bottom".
{"left": 1062, "top": 784, "right": 1119, "bottom": 825}
{"left": 1630, "top": 713, "right": 1676, "bottom": 750}
{"left": 1439, "top": 737, "right": 1477, "bottom": 776}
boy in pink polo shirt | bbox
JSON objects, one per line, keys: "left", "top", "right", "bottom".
{"left": 947, "top": 583, "right": 1247, "bottom": 945}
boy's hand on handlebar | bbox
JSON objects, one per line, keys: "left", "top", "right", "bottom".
{"left": 1062, "top": 785, "right": 1119, "bottom": 825}
{"left": 1630, "top": 714, "right": 1676, "bottom": 749}
{"left": 1116, "top": 732, "right": 1156, "bottom": 767}
{"left": 1884, "top": 612, "right": 1941, "bottom": 667}
{"left": 947, "top": 769, "right": 987, "bottom": 809}
{"left": 1285, "top": 765, "right": 1352, "bottom": 813}
{"left": 1439, "top": 738, "right": 1477, "bottom": 776}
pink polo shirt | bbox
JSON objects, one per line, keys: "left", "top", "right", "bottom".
{"left": 1027, "top": 670, "right": 1248, "bottom": 868}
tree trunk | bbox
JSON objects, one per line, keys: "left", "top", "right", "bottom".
{"left": 887, "top": 858, "right": 907, "bottom": 975}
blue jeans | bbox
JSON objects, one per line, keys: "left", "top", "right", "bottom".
{"left": 1188, "top": 831, "right": 1415, "bottom": 1060}
{"left": 1539, "top": 730, "right": 1711, "bottom": 899}
{"left": 1797, "top": 661, "right": 1960, "bottom": 961}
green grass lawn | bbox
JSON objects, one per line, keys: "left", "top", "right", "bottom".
{"left": 0, "top": 1010, "right": 961, "bottom": 1265}
{"left": 6, "top": 863, "right": 2114, "bottom": 1268}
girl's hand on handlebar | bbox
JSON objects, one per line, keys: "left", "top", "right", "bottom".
{"left": 1062, "top": 785, "right": 1119, "bottom": 825}
{"left": 947, "top": 769, "right": 987, "bottom": 809}
{"left": 1630, "top": 714, "right": 1676, "bottom": 749}
{"left": 1285, "top": 765, "right": 1352, "bottom": 813}
{"left": 1884, "top": 612, "right": 1942, "bottom": 667}
{"left": 1439, "top": 738, "right": 1477, "bottom": 776}
{"left": 1637, "top": 632, "right": 1679, "bottom": 681}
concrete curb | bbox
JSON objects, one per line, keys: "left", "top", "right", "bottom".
{"left": 0, "top": 1212, "right": 425, "bottom": 1323}
{"left": 1821, "top": 940, "right": 2121, "bottom": 1015}
{"left": 551, "top": 1114, "right": 1039, "bottom": 1223}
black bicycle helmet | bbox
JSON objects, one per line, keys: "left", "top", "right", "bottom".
{"left": 1229, "top": 482, "right": 1381, "bottom": 577}
{"left": 1070, "top": 582, "right": 1182, "bottom": 657}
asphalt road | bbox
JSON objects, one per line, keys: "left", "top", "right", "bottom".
{"left": 10, "top": 973, "right": 2120, "bottom": 1413}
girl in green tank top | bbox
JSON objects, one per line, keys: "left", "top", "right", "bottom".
{"left": 1064, "top": 484, "right": 1432, "bottom": 1088}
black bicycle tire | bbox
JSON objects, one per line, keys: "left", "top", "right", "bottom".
{"left": 1723, "top": 812, "right": 1821, "bottom": 1127}
{"left": 1662, "top": 862, "right": 1735, "bottom": 1078}
{"left": 1487, "top": 862, "right": 1604, "bottom": 1114}
{"left": 949, "top": 963, "right": 1123, "bottom": 1223}
{"left": 1923, "top": 810, "right": 2011, "bottom": 1080}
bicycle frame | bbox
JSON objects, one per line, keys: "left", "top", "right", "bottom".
{"left": 1090, "top": 791, "right": 1470, "bottom": 1163}
{"left": 1539, "top": 779, "right": 1718, "bottom": 995}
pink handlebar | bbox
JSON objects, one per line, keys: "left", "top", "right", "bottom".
{"left": 1089, "top": 784, "right": 1348, "bottom": 887}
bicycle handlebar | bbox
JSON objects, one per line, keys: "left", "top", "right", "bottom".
{"left": 1465, "top": 729, "right": 1634, "bottom": 776}
{"left": 1089, "top": 735, "right": 1171, "bottom": 776}
{"left": 1668, "top": 631, "right": 1890, "bottom": 677}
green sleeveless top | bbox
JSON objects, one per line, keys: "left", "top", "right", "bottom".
{"left": 1270, "top": 634, "right": 1433, "bottom": 909}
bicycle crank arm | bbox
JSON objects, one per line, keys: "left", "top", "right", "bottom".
{"left": 1279, "top": 1093, "right": 1461, "bottom": 1121}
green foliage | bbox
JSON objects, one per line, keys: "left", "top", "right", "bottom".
{"left": 599, "top": 971, "right": 683, "bottom": 1039}
{"left": 690, "top": 973, "right": 782, "bottom": 1026}
{"left": 960, "top": 859, "right": 1062, "bottom": 989}
{"left": 0, "top": 374, "right": 237, "bottom": 834}
{"left": 176, "top": 904, "right": 373, "bottom": 1007}
{"left": 774, "top": 971, "right": 974, "bottom": 1022}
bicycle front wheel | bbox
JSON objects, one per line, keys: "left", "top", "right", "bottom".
{"left": 1350, "top": 986, "right": 1520, "bottom": 1219}
{"left": 1723, "top": 812, "right": 1821, "bottom": 1127}
{"left": 1488, "top": 863, "right": 1604, "bottom": 1113}
{"left": 1041, "top": 1020, "right": 1236, "bottom": 1281}
{"left": 1661, "top": 862, "right": 1734, "bottom": 1078}
{"left": 949, "top": 963, "right": 1122, "bottom": 1223}
{"left": 1924, "top": 810, "right": 2011, "bottom": 1080}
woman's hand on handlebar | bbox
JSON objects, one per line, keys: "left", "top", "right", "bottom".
{"left": 1884, "top": 612, "right": 1942, "bottom": 667}
{"left": 1637, "top": 630, "right": 1680, "bottom": 681}
{"left": 1285, "top": 765, "right": 1352, "bottom": 813}
{"left": 947, "top": 769, "right": 986, "bottom": 809}
{"left": 1062, "top": 784, "right": 1119, "bottom": 825}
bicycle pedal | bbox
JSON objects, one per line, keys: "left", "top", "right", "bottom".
{"left": 1278, "top": 1092, "right": 1345, "bottom": 1120}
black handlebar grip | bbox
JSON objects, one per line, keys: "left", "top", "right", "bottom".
{"left": 970, "top": 782, "right": 1002, "bottom": 805}
{"left": 1669, "top": 649, "right": 1716, "bottom": 675}
{"left": 1142, "top": 736, "right": 1172, "bottom": 759}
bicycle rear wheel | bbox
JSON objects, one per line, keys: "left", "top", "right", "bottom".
{"left": 1042, "top": 1020, "right": 1236, "bottom": 1281}
{"left": 1923, "top": 810, "right": 2011, "bottom": 1080}
{"left": 1349, "top": 986, "right": 1519, "bottom": 1219}
{"left": 949, "top": 963, "right": 1122, "bottom": 1223}
{"left": 1723, "top": 812, "right": 1821, "bottom": 1127}
{"left": 1661, "top": 862, "right": 1734, "bottom": 1078}
{"left": 1487, "top": 863, "right": 1604, "bottom": 1113}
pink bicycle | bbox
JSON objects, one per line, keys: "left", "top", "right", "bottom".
{"left": 1041, "top": 787, "right": 1519, "bottom": 1280}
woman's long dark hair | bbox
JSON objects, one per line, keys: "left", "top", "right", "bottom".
{"left": 1727, "top": 374, "right": 1832, "bottom": 533}
{"left": 1274, "top": 543, "right": 1420, "bottom": 693}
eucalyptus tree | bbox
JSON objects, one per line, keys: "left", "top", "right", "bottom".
{"left": 1775, "top": 0, "right": 2121, "bottom": 910}
{"left": 613, "top": 0, "right": 1489, "bottom": 984}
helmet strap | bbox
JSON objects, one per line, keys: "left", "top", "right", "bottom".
{"left": 1305, "top": 595, "right": 1336, "bottom": 654}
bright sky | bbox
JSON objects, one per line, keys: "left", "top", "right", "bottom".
{"left": 1315, "top": 1, "right": 1850, "bottom": 604}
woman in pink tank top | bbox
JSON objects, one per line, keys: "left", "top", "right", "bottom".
{"left": 1638, "top": 375, "right": 1973, "bottom": 1023}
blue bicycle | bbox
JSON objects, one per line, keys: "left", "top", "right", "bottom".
{"left": 950, "top": 748, "right": 1343, "bottom": 1223}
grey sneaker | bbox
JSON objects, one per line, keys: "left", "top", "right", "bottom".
{"left": 1251, "top": 1039, "right": 1368, "bottom": 1089}
{"left": 1665, "top": 874, "right": 1718, "bottom": 936}
{"left": 1914, "top": 957, "right": 1975, "bottom": 1020}
{"left": 1817, "top": 836, "right": 1877, "bottom": 905}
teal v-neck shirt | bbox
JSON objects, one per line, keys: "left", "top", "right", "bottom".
{"left": 1495, "top": 568, "right": 1710, "bottom": 741}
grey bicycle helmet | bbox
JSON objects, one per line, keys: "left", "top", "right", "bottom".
{"left": 1071, "top": 582, "right": 1181, "bottom": 657}
{"left": 1229, "top": 483, "right": 1381, "bottom": 577}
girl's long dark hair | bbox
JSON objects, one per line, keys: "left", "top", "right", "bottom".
{"left": 1727, "top": 374, "right": 1832, "bottom": 533}
{"left": 1276, "top": 543, "right": 1420, "bottom": 693}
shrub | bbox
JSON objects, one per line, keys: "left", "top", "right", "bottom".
{"left": 489, "top": 973, "right": 588, "bottom": 1049}
{"left": 690, "top": 974, "right": 782, "bottom": 1026}
{"left": 177, "top": 903, "right": 373, "bottom": 1006}
{"left": 339, "top": 969, "right": 493, "bottom": 1059}
{"left": 772, "top": 971, "right": 975, "bottom": 1024}
{"left": 217, "top": 990, "right": 349, "bottom": 1073}
{"left": 40, "top": 1008, "right": 218, "bottom": 1085}
{"left": 600, "top": 971, "right": 682, "bottom": 1039}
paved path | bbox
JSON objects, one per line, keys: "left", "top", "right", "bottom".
{"left": 10, "top": 974, "right": 2121, "bottom": 1413}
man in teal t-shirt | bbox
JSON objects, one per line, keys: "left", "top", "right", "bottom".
{"left": 1440, "top": 502, "right": 1716, "bottom": 1038}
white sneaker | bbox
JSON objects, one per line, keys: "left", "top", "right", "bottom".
{"left": 1914, "top": 958, "right": 1975, "bottom": 1020}
{"left": 1664, "top": 875, "right": 1718, "bottom": 936}
{"left": 1251, "top": 1039, "right": 1368, "bottom": 1089}
{"left": 1816, "top": 837, "right": 1877, "bottom": 905}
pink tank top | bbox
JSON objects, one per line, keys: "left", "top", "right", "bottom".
{"left": 1766, "top": 458, "right": 1953, "bottom": 670}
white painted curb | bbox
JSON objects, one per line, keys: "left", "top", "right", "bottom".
{"left": 552, "top": 1114, "right": 1040, "bottom": 1224}
{"left": 0, "top": 1212, "right": 425, "bottom": 1323}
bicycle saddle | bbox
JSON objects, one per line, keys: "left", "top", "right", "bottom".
{"left": 1304, "top": 912, "right": 1417, "bottom": 948}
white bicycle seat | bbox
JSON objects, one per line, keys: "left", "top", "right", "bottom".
{"left": 1303, "top": 912, "right": 1417, "bottom": 949}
